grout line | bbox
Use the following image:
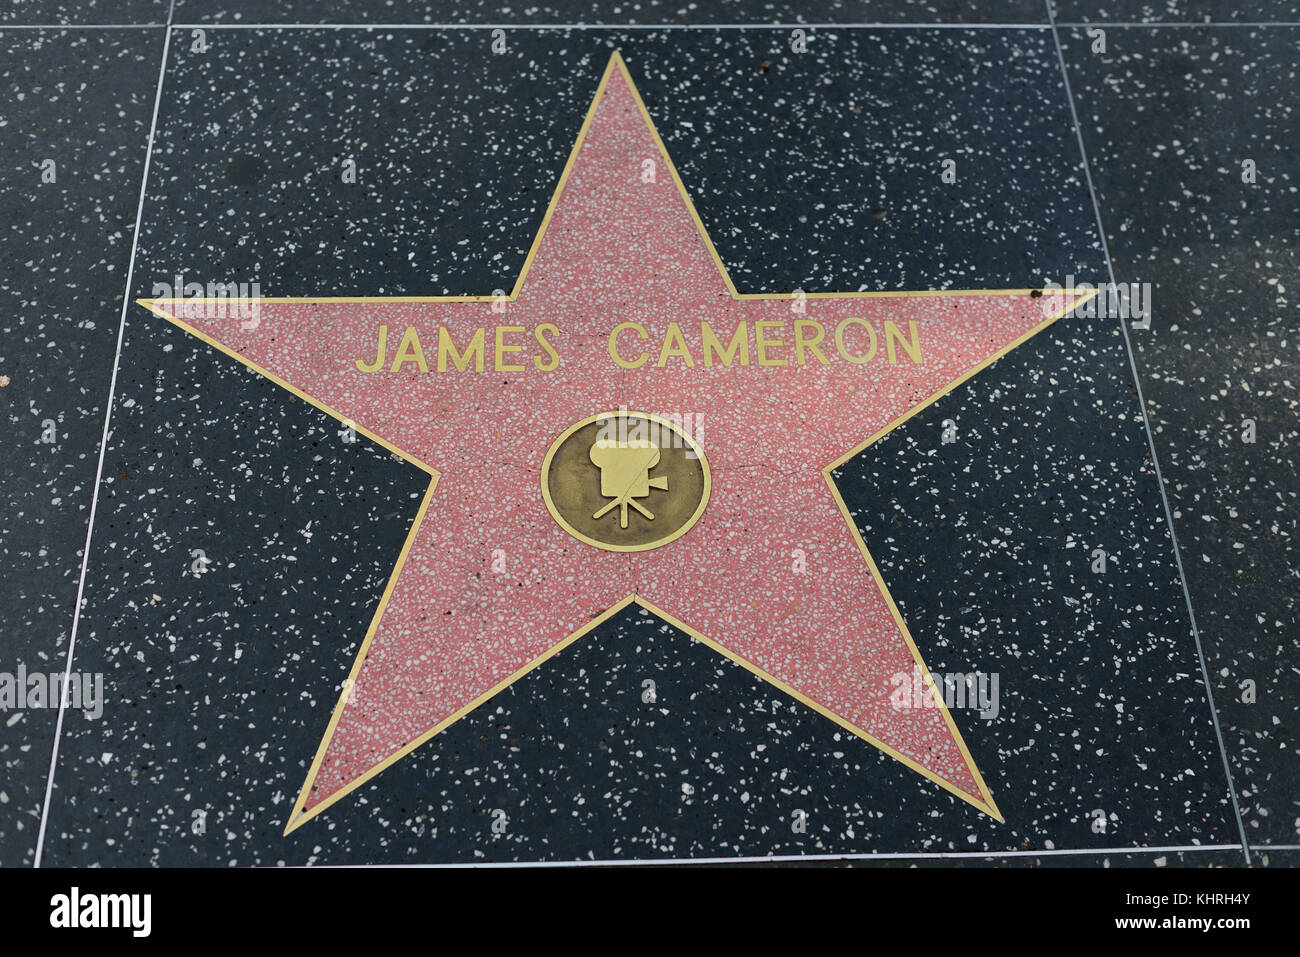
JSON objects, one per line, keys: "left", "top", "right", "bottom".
{"left": 31, "top": 0, "right": 177, "bottom": 869}
{"left": 332, "top": 844, "right": 1245, "bottom": 867}
{"left": 1248, "top": 844, "right": 1299, "bottom": 864}
{"left": 5, "top": 20, "right": 1299, "bottom": 31}
{"left": 1045, "top": 0, "right": 1252, "bottom": 867}
{"left": 0, "top": 23, "right": 165, "bottom": 29}
{"left": 149, "top": 21, "right": 1300, "bottom": 30}
{"left": 1056, "top": 20, "right": 1300, "bottom": 28}
{"left": 163, "top": 21, "right": 1054, "bottom": 30}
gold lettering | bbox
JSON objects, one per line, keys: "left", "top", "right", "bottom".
{"left": 533, "top": 323, "right": 560, "bottom": 371}
{"left": 494, "top": 326, "right": 526, "bottom": 372}
{"left": 437, "top": 326, "right": 486, "bottom": 372}
{"left": 754, "top": 321, "right": 788, "bottom": 367}
{"left": 884, "top": 320, "right": 922, "bottom": 364}
{"left": 835, "top": 317, "right": 878, "bottom": 364}
{"left": 793, "top": 320, "right": 829, "bottom": 366}
{"left": 609, "top": 322, "right": 650, "bottom": 369}
{"left": 701, "top": 321, "right": 749, "bottom": 367}
{"left": 656, "top": 322, "right": 695, "bottom": 367}
{"left": 355, "top": 324, "right": 388, "bottom": 372}
{"left": 390, "top": 326, "right": 429, "bottom": 373}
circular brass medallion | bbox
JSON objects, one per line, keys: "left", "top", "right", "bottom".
{"left": 541, "top": 411, "right": 710, "bottom": 552}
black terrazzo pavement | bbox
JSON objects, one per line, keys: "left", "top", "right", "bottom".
{"left": 1061, "top": 25, "right": 1299, "bottom": 850}
{"left": 0, "top": 26, "right": 163, "bottom": 867}
{"left": 3, "top": 2, "right": 170, "bottom": 25}
{"left": 1051, "top": 1, "right": 1300, "bottom": 22}
{"left": 129, "top": 29, "right": 1103, "bottom": 297}
{"left": 167, "top": 2, "right": 1051, "bottom": 27}
{"left": 2, "top": 10, "right": 1293, "bottom": 867}
{"left": 36, "top": 603, "right": 1236, "bottom": 864}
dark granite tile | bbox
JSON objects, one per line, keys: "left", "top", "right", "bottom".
{"left": 1061, "top": 25, "right": 1298, "bottom": 848}
{"left": 1052, "top": 1, "right": 1300, "bottom": 23}
{"left": 170, "top": 1, "right": 1048, "bottom": 26}
{"left": 128, "top": 27, "right": 1100, "bottom": 297}
{"left": 740, "top": 848, "right": 1245, "bottom": 864}
{"left": 0, "top": 27, "right": 163, "bottom": 867}
{"left": 1250, "top": 846, "right": 1299, "bottom": 865}
{"left": 2, "top": 2, "right": 169, "bottom": 25}
{"left": 40, "top": 600, "right": 1237, "bottom": 863}
{"left": 836, "top": 298, "right": 1240, "bottom": 853}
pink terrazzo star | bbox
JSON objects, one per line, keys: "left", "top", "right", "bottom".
{"left": 145, "top": 53, "right": 1092, "bottom": 830}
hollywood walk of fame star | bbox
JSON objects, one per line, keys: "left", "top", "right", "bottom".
{"left": 140, "top": 52, "right": 1094, "bottom": 833}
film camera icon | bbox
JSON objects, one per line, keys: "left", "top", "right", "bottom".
{"left": 589, "top": 439, "right": 669, "bottom": 528}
